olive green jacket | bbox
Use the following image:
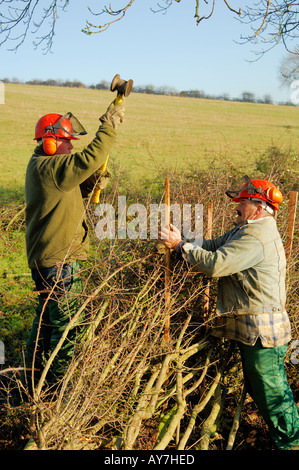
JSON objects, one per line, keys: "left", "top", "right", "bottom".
{"left": 25, "top": 123, "right": 116, "bottom": 269}
{"left": 182, "top": 216, "right": 287, "bottom": 317}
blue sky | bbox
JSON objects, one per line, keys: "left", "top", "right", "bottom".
{"left": 0, "top": 0, "right": 293, "bottom": 103}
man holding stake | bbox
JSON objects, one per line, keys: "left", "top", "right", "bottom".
{"left": 158, "top": 175, "right": 299, "bottom": 450}
{"left": 22, "top": 88, "right": 126, "bottom": 392}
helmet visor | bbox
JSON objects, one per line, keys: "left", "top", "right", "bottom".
{"left": 225, "top": 175, "right": 255, "bottom": 200}
{"left": 45, "top": 112, "right": 87, "bottom": 139}
{"left": 62, "top": 112, "right": 87, "bottom": 137}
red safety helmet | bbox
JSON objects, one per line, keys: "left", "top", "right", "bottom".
{"left": 226, "top": 175, "right": 283, "bottom": 211}
{"left": 34, "top": 112, "right": 87, "bottom": 141}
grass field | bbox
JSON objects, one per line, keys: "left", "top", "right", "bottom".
{"left": 1, "top": 83, "right": 298, "bottom": 203}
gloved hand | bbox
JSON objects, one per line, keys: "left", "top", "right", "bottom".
{"left": 80, "top": 168, "right": 111, "bottom": 198}
{"left": 100, "top": 101, "right": 125, "bottom": 129}
{"left": 95, "top": 169, "right": 111, "bottom": 190}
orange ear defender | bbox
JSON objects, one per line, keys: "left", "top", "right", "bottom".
{"left": 265, "top": 187, "right": 283, "bottom": 205}
{"left": 43, "top": 136, "right": 57, "bottom": 155}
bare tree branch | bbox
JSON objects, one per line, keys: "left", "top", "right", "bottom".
{"left": 0, "top": 0, "right": 69, "bottom": 52}
{"left": 0, "top": 0, "right": 297, "bottom": 56}
{"left": 255, "top": 0, "right": 271, "bottom": 37}
{"left": 82, "top": 0, "right": 136, "bottom": 35}
{"left": 194, "top": 0, "right": 241, "bottom": 26}
{"left": 240, "top": 1, "right": 299, "bottom": 56}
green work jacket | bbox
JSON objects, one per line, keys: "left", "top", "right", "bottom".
{"left": 25, "top": 123, "right": 116, "bottom": 269}
{"left": 182, "top": 216, "right": 287, "bottom": 317}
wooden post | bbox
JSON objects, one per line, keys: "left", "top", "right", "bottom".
{"left": 164, "top": 177, "right": 171, "bottom": 341}
{"left": 203, "top": 203, "right": 213, "bottom": 318}
{"left": 285, "top": 191, "right": 298, "bottom": 264}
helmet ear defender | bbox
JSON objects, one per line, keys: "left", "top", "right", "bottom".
{"left": 43, "top": 136, "right": 57, "bottom": 155}
{"left": 255, "top": 185, "right": 283, "bottom": 204}
{"left": 264, "top": 187, "right": 283, "bottom": 205}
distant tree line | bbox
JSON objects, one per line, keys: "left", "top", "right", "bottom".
{"left": 1, "top": 77, "right": 295, "bottom": 106}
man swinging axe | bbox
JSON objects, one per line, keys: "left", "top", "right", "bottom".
{"left": 22, "top": 74, "right": 133, "bottom": 393}
{"left": 158, "top": 175, "right": 299, "bottom": 450}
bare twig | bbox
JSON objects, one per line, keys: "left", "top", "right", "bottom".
{"left": 226, "top": 385, "right": 247, "bottom": 450}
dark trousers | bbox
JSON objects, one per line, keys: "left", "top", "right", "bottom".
{"left": 22, "top": 262, "right": 84, "bottom": 390}
{"left": 238, "top": 339, "right": 299, "bottom": 450}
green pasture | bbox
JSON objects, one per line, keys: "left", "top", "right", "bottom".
{"left": 1, "top": 83, "right": 298, "bottom": 203}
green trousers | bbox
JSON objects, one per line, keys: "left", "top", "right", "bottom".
{"left": 22, "top": 262, "right": 84, "bottom": 390}
{"left": 238, "top": 339, "right": 299, "bottom": 450}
